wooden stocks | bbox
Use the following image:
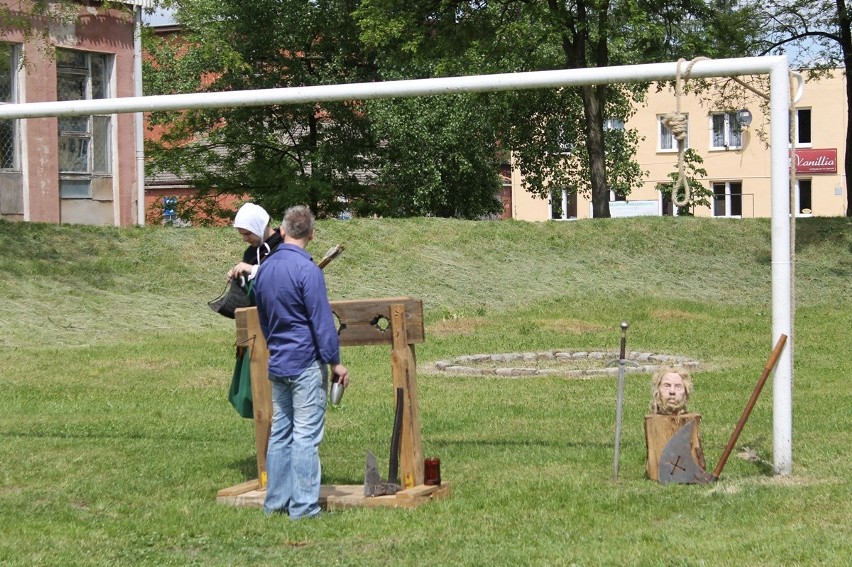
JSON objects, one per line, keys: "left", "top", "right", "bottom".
{"left": 711, "top": 334, "right": 788, "bottom": 481}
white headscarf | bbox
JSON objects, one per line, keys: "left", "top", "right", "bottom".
{"left": 233, "top": 203, "right": 270, "bottom": 239}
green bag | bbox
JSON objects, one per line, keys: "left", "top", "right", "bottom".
{"left": 229, "top": 346, "right": 254, "bottom": 418}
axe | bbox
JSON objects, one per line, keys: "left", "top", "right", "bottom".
{"left": 364, "top": 387, "right": 405, "bottom": 497}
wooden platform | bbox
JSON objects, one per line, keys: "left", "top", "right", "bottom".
{"left": 217, "top": 480, "right": 452, "bottom": 510}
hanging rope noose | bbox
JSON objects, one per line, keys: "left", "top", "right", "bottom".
{"left": 662, "top": 57, "right": 708, "bottom": 207}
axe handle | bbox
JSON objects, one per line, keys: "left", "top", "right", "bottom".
{"left": 317, "top": 244, "right": 345, "bottom": 269}
{"left": 388, "top": 387, "right": 404, "bottom": 484}
{"left": 711, "top": 334, "right": 787, "bottom": 480}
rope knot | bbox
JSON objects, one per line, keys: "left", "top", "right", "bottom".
{"left": 662, "top": 112, "right": 688, "bottom": 142}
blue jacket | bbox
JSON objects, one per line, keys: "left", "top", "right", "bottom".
{"left": 253, "top": 243, "right": 340, "bottom": 376}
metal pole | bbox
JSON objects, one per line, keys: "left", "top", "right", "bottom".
{"left": 0, "top": 58, "right": 789, "bottom": 120}
{"left": 613, "top": 321, "right": 628, "bottom": 480}
{"left": 769, "top": 58, "right": 793, "bottom": 475}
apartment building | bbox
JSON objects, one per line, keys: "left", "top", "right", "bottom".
{"left": 1, "top": 0, "right": 153, "bottom": 226}
{"left": 510, "top": 70, "right": 848, "bottom": 220}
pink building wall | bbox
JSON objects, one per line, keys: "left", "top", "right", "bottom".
{"left": 1, "top": 1, "right": 141, "bottom": 226}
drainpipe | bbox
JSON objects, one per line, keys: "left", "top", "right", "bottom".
{"left": 134, "top": 5, "right": 145, "bottom": 225}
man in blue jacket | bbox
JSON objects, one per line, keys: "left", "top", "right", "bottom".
{"left": 253, "top": 205, "right": 349, "bottom": 519}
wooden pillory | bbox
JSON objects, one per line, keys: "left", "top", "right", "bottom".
{"left": 217, "top": 297, "right": 451, "bottom": 509}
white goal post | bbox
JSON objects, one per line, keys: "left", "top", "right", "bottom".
{"left": 0, "top": 55, "right": 795, "bottom": 475}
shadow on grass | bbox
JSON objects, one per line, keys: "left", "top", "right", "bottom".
{"left": 227, "top": 455, "right": 260, "bottom": 481}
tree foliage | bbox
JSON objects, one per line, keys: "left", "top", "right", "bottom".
{"left": 145, "top": 0, "right": 380, "bottom": 221}
{"left": 144, "top": 0, "right": 510, "bottom": 220}
{"left": 365, "top": 94, "right": 503, "bottom": 218}
{"left": 354, "top": 0, "right": 761, "bottom": 218}
{"left": 751, "top": 0, "right": 852, "bottom": 216}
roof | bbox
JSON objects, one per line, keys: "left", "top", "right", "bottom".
{"left": 117, "top": 1, "right": 158, "bottom": 7}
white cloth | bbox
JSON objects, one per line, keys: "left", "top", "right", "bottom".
{"left": 233, "top": 203, "right": 270, "bottom": 239}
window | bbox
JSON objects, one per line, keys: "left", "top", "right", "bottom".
{"left": 604, "top": 118, "right": 624, "bottom": 131}
{"left": 710, "top": 112, "right": 743, "bottom": 149}
{"left": 57, "top": 49, "right": 112, "bottom": 198}
{"left": 795, "top": 108, "right": 811, "bottom": 146}
{"left": 1, "top": 43, "right": 20, "bottom": 171}
{"left": 796, "top": 179, "right": 812, "bottom": 216}
{"left": 658, "top": 114, "right": 687, "bottom": 151}
{"left": 712, "top": 181, "right": 743, "bottom": 217}
{"left": 550, "top": 188, "right": 577, "bottom": 220}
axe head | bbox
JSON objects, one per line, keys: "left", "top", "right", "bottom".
{"left": 364, "top": 450, "right": 400, "bottom": 497}
{"left": 658, "top": 421, "right": 713, "bottom": 484}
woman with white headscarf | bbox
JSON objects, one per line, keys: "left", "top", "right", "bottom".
{"left": 227, "top": 202, "right": 283, "bottom": 286}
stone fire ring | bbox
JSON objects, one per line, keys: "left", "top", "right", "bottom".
{"left": 429, "top": 350, "right": 700, "bottom": 378}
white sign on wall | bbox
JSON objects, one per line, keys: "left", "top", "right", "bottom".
{"left": 607, "top": 200, "right": 659, "bottom": 218}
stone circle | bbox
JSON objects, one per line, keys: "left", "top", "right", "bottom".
{"left": 428, "top": 350, "right": 700, "bottom": 378}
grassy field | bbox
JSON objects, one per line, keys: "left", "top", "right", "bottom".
{"left": 0, "top": 216, "right": 850, "bottom": 566}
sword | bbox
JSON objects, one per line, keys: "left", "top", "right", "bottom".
{"left": 613, "top": 321, "right": 629, "bottom": 481}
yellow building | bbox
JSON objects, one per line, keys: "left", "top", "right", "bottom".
{"left": 510, "top": 70, "right": 848, "bottom": 220}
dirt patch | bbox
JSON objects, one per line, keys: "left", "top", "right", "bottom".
{"left": 426, "top": 316, "right": 488, "bottom": 337}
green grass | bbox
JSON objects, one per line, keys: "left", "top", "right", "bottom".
{"left": 1, "top": 216, "right": 850, "bottom": 566}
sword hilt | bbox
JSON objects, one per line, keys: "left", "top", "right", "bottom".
{"left": 619, "top": 321, "right": 629, "bottom": 360}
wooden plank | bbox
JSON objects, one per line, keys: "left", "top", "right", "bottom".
{"left": 644, "top": 413, "right": 706, "bottom": 481}
{"left": 216, "top": 479, "right": 261, "bottom": 498}
{"left": 331, "top": 297, "right": 424, "bottom": 346}
{"left": 391, "top": 304, "right": 424, "bottom": 488}
{"left": 395, "top": 484, "right": 440, "bottom": 500}
{"left": 217, "top": 483, "right": 451, "bottom": 510}
{"left": 235, "top": 307, "right": 272, "bottom": 486}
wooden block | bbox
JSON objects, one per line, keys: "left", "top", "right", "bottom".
{"left": 644, "top": 413, "right": 706, "bottom": 481}
{"left": 396, "top": 484, "right": 440, "bottom": 500}
{"left": 331, "top": 297, "right": 424, "bottom": 346}
{"left": 218, "top": 483, "right": 451, "bottom": 510}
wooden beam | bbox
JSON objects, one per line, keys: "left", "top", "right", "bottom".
{"left": 233, "top": 298, "right": 427, "bottom": 488}
{"left": 235, "top": 307, "right": 272, "bottom": 487}
{"left": 331, "top": 297, "right": 424, "bottom": 346}
{"left": 391, "top": 303, "right": 425, "bottom": 488}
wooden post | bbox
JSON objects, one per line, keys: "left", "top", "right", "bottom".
{"left": 235, "top": 307, "right": 272, "bottom": 487}
{"left": 644, "top": 413, "right": 706, "bottom": 481}
{"left": 390, "top": 303, "right": 425, "bottom": 488}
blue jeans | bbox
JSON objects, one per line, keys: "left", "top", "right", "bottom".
{"left": 264, "top": 361, "right": 328, "bottom": 519}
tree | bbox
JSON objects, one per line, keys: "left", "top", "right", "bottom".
{"left": 365, "top": 94, "right": 503, "bottom": 218}
{"left": 754, "top": 0, "right": 852, "bottom": 216}
{"left": 144, "top": 0, "right": 507, "bottom": 220}
{"left": 355, "top": 0, "right": 759, "bottom": 217}
{"left": 144, "top": 0, "right": 379, "bottom": 220}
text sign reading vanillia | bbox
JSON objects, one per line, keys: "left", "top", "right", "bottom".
{"left": 793, "top": 148, "right": 838, "bottom": 174}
